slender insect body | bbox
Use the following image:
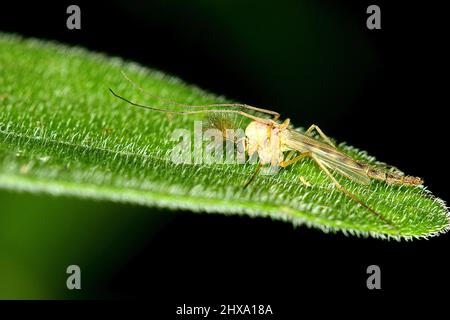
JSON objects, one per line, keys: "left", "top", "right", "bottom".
{"left": 245, "top": 122, "right": 424, "bottom": 187}
{"left": 110, "top": 73, "right": 424, "bottom": 230}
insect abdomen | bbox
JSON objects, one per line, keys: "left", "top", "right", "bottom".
{"left": 365, "top": 167, "right": 423, "bottom": 186}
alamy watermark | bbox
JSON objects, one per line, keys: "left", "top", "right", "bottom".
{"left": 169, "top": 120, "right": 282, "bottom": 175}
{"left": 366, "top": 5, "right": 381, "bottom": 30}
{"left": 66, "top": 5, "right": 81, "bottom": 30}
{"left": 366, "top": 264, "right": 381, "bottom": 290}
{"left": 66, "top": 264, "right": 81, "bottom": 290}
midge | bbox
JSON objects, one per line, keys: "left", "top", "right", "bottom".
{"left": 109, "top": 82, "right": 423, "bottom": 229}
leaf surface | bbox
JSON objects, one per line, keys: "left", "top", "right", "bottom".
{"left": 1, "top": 34, "right": 448, "bottom": 239}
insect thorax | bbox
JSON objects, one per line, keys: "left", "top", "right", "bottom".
{"left": 245, "top": 121, "right": 285, "bottom": 166}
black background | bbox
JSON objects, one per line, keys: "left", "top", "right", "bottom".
{"left": 1, "top": 0, "right": 449, "bottom": 315}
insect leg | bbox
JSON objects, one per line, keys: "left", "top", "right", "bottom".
{"left": 310, "top": 155, "right": 398, "bottom": 231}
{"left": 305, "top": 124, "right": 336, "bottom": 147}
{"left": 279, "top": 152, "right": 396, "bottom": 229}
{"left": 279, "top": 152, "right": 311, "bottom": 168}
{"left": 283, "top": 150, "right": 296, "bottom": 162}
{"left": 243, "top": 163, "right": 263, "bottom": 189}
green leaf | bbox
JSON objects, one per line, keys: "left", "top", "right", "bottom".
{"left": 1, "top": 33, "right": 448, "bottom": 240}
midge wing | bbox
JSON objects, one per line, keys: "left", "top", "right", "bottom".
{"left": 284, "top": 129, "right": 371, "bottom": 185}
{"left": 317, "top": 155, "right": 371, "bottom": 185}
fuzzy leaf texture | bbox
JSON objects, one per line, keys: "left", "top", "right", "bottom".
{"left": 0, "top": 34, "right": 448, "bottom": 240}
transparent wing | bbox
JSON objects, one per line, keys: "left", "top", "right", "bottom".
{"left": 284, "top": 129, "right": 371, "bottom": 185}
{"left": 317, "top": 155, "right": 371, "bottom": 185}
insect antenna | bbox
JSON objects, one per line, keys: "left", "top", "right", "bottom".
{"left": 109, "top": 88, "right": 272, "bottom": 124}
{"left": 120, "top": 71, "right": 280, "bottom": 120}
